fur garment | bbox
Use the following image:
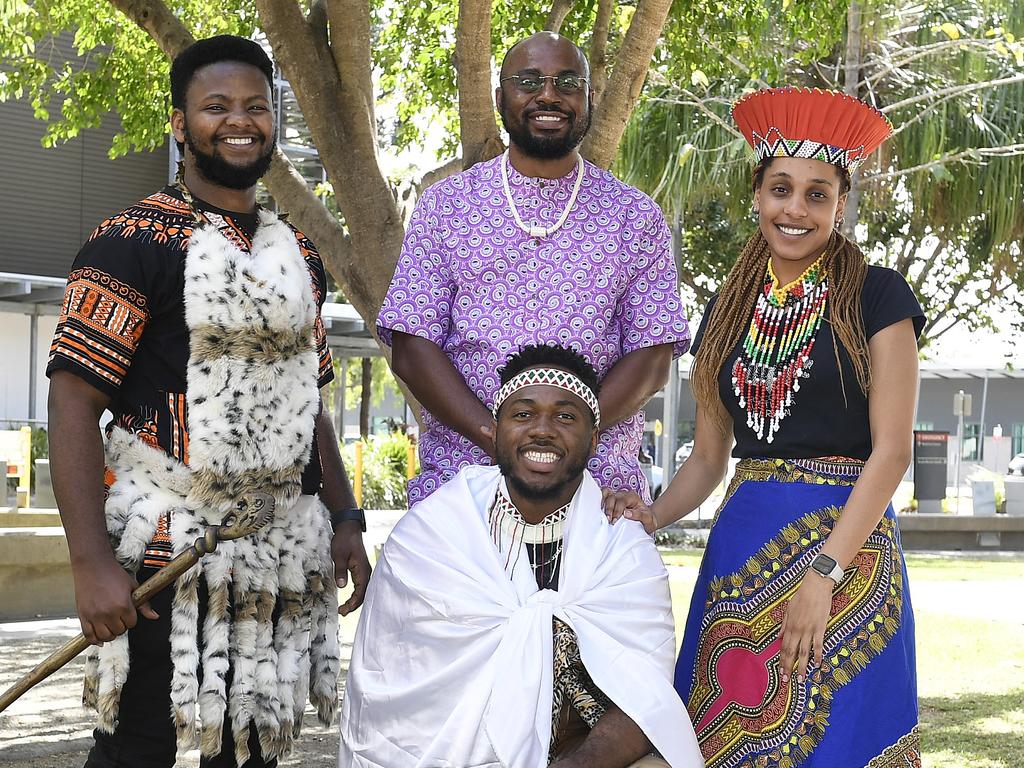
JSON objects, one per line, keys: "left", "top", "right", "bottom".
{"left": 84, "top": 211, "right": 339, "bottom": 762}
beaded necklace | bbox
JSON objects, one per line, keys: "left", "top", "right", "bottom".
{"left": 488, "top": 480, "right": 570, "bottom": 589}
{"left": 731, "top": 255, "right": 829, "bottom": 443}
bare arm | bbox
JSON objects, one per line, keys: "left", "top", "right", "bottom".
{"left": 597, "top": 344, "right": 674, "bottom": 429}
{"left": 48, "top": 370, "right": 157, "bottom": 644}
{"left": 317, "top": 402, "right": 371, "bottom": 616}
{"left": 391, "top": 331, "right": 494, "bottom": 456}
{"left": 550, "top": 706, "right": 652, "bottom": 768}
{"left": 779, "top": 318, "right": 919, "bottom": 683}
{"left": 604, "top": 404, "right": 732, "bottom": 531}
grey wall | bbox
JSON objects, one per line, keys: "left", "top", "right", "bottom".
{"left": 0, "top": 35, "right": 168, "bottom": 279}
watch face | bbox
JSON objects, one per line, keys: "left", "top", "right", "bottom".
{"left": 812, "top": 554, "right": 837, "bottom": 575}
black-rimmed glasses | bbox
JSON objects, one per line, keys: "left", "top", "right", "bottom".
{"left": 500, "top": 73, "right": 589, "bottom": 95}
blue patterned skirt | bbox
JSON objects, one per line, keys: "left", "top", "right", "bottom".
{"left": 674, "top": 458, "right": 920, "bottom": 768}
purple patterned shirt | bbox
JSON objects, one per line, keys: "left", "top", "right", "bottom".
{"left": 378, "top": 155, "right": 690, "bottom": 504}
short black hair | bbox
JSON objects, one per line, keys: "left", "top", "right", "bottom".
{"left": 498, "top": 344, "right": 600, "bottom": 417}
{"left": 170, "top": 35, "right": 274, "bottom": 111}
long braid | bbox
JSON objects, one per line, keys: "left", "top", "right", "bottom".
{"left": 692, "top": 227, "right": 872, "bottom": 435}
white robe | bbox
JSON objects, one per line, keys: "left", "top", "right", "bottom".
{"left": 338, "top": 465, "right": 702, "bottom": 767}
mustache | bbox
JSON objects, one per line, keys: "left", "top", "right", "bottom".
{"left": 524, "top": 106, "right": 573, "bottom": 119}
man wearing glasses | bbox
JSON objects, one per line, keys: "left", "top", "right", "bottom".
{"left": 378, "top": 31, "right": 690, "bottom": 507}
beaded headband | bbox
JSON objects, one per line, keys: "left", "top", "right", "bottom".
{"left": 492, "top": 367, "right": 601, "bottom": 427}
{"left": 733, "top": 87, "right": 893, "bottom": 172}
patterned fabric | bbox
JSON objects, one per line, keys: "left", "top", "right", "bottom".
{"left": 378, "top": 156, "right": 690, "bottom": 504}
{"left": 677, "top": 457, "right": 920, "bottom": 768}
{"left": 493, "top": 367, "right": 600, "bottom": 425}
{"left": 550, "top": 616, "right": 612, "bottom": 759}
{"left": 47, "top": 186, "right": 332, "bottom": 494}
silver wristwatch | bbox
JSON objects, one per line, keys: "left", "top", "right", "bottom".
{"left": 809, "top": 553, "right": 845, "bottom": 585}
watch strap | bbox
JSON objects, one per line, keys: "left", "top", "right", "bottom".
{"left": 330, "top": 507, "right": 366, "bottom": 532}
{"left": 810, "top": 553, "right": 844, "bottom": 585}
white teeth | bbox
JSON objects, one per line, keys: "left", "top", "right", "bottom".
{"left": 778, "top": 225, "right": 811, "bottom": 236}
{"left": 534, "top": 115, "right": 563, "bottom": 122}
{"left": 223, "top": 137, "right": 254, "bottom": 145}
{"left": 524, "top": 451, "right": 559, "bottom": 464}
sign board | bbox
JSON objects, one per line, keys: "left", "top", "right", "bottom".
{"left": 913, "top": 430, "right": 948, "bottom": 503}
{"left": 953, "top": 391, "right": 972, "bottom": 417}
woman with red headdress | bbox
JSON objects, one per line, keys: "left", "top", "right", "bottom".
{"left": 606, "top": 88, "right": 924, "bottom": 766}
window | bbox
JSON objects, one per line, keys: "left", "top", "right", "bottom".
{"left": 962, "top": 423, "right": 980, "bottom": 460}
{"left": 1013, "top": 423, "right": 1024, "bottom": 456}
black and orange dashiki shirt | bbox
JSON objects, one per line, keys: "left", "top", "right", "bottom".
{"left": 46, "top": 186, "right": 334, "bottom": 567}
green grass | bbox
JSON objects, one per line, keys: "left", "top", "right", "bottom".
{"left": 661, "top": 549, "right": 1024, "bottom": 768}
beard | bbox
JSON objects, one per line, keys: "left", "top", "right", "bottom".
{"left": 184, "top": 124, "right": 276, "bottom": 190}
{"left": 495, "top": 442, "right": 590, "bottom": 501}
{"left": 499, "top": 103, "right": 591, "bottom": 160}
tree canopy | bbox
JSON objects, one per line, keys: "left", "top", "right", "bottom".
{"left": 1, "top": 0, "right": 845, "bottom": 336}
{"left": 616, "top": 0, "right": 1024, "bottom": 347}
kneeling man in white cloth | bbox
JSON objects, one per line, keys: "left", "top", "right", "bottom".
{"left": 338, "top": 343, "right": 701, "bottom": 767}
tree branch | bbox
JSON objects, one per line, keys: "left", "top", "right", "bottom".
{"left": 544, "top": 0, "right": 575, "bottom": 33}
{"left": 416, "top": 156, "right": 463, "bottom": 197}
{"left": 456, "top": 0, "right": 503, "bottom": 169}
{"left": 882, "top": 73, "right": 1024, "bottom": 114}
{"left": 910, "top": 237, "right": 947, "bottom": 295}
{"left": 861, "top": 144, "right": 1024, "bottom": 184}
{"left": 581, "top": 0, "right": 674, "bottom": 168}
{"left": 105, "top": 0, "right": 194, "bottom": 57}
{"left": 589, "top": 0, "right": 613, "bottom": 100}
{"left": 325, "top": 0, "right": 376, "bottom": 141}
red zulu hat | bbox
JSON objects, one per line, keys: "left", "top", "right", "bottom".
{"left": 732, "top": 87, "right": 893, "bottom": 172}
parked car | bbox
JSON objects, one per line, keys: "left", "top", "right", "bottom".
{"left": 639, "top": 452, "right": 664, "bottom": 498}
{"left": 675, "top": 440, "right": 694, "bottom": 467}
{"left": 1009, "top": 452, "right": 1024, "bottom": 475}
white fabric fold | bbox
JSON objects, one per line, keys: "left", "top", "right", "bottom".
{"left": 338, "top": 465, "right": 702, "bottom": 768}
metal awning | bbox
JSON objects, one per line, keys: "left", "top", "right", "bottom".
{"left": 919, "top": 365, "right": 1024, "bottom": 380}
{"left": 0, "top": 272, "right": 66, "bottom": 314}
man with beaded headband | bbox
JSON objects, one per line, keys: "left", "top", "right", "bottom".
{"left": 377, "top": 31, "right": 690, "bottom": 508}
{"left": 339, "top": 344, "right": 702, "bottom": 767}
{"left": 606, "top": 87, "right": 925, "bottom": 766}
{"left": 46, "top": 35, "right": 370, "bottom": 768}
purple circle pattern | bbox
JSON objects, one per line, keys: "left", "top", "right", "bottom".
{"left": 379, "top": 156, "right": 690, "bottom": 505}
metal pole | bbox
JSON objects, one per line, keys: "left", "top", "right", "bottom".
{"left": 956, "top": 390, "right": 964, "bottom": 515}
{"left": 28, "top": 311, "right": 38, "bottom": 421}
{"left": 978, "top": 370, "right": 989, "bottom": 462}
{"left": 661, "top": 360, "right": 678, "bottom": 488}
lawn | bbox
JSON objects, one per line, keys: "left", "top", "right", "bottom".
{"left": 660, "top": 548, "right": 1024, "bottom": 768}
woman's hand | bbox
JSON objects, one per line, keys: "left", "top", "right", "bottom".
{"left": 778, "top": 573, "right": 834, "bottom": 683}
{"left": 601, "top": 489, "right": 659, "bottom": 534}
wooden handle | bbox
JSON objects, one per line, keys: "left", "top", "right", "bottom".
{"left": 0, "top": 547, "right": 203, "bottom": 714}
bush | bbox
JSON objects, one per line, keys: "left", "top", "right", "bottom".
{"left": 342, "top": 432, "right": 418, "bottom": 510}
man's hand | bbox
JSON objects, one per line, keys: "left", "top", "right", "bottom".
{"left": 72, "top": 556, "right": 158, "bottom": 645}
{"left": 331, "top": 520, "right": 371, "bottom": 616}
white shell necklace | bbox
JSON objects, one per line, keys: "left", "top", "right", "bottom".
{"left": 500, "top": 149, "right": 585, "bottom": 239}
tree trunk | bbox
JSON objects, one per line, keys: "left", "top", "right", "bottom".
{"left": 456, "top": 0, "right": 504, "bottom": 168}
{"left": 589, "top": 0, "right": 614, "bottom": 101}
{"left": 581, "top": 0, "right": 674, "bottom": 168}
{"left": 841, "top": 0, "right": 863, "bottom": 237}
{"left": 359, "top": 357, "right": 372, "bottom": 439}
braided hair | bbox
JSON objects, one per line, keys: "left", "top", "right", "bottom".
{"left": 691, "top": 158, "right": 871, "bottom": 433}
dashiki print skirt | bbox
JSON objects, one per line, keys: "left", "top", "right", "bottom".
{"left": 675, "top": 458, "right": 920, "bottom": 768}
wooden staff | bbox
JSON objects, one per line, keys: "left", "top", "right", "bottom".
{"left": 0, "top": 492, "right": 275, "bottom": 713}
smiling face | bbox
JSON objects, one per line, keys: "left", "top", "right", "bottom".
{"left": 494, "top": 373, "right": 598, "bottom": 514}
{"left": 496, "top": 34, "right": 592, "bottom": 160}
{"left": 754, "top": 156, "right": 848, "bottom": 276}
{"left": 171, "top": 61, "right": 276, "bottom": 191}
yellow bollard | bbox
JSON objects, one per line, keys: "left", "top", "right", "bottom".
{"left": 19, "top": 426, "right": 31, "bottom": 509}
{"left": 354, "top": 441, "right": 363, "bottom": 506}
{"left": 405, "top": 444, "right": 414, "bottom": 480}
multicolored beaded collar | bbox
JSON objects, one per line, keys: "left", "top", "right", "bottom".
{"left": 732, "top": 256, "right": 829, "bottom": 443}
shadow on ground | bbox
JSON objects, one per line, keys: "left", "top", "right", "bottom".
{"left": 920, "top": 690, "right": 1024, "bottom": 767}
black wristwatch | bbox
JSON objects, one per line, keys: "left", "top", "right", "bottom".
{"left": 330, "top": 507, "right": 366, "bottom": 532}
{"left": 809, "top": 553, "right": 844, "bottom": 585}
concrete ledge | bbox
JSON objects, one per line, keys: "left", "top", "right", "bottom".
{"left": 897, "top": 514, "right": 1024, "bottom": 551}
{"left": 0, "top": 528, "right": 75, "bottom": 620}
{"left": 0, "top": 508, "right": 62, "bottom": 527}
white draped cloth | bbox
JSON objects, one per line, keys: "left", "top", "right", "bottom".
{"left": 338, "top": 465, "right": 702, "bottom": 767}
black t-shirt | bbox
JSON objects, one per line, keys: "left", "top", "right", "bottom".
{"left": 46, "top": 186, "right": 334, "bottom": 492}
{"left": 691, "top": 265, "right": 925, "bottom": 460}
